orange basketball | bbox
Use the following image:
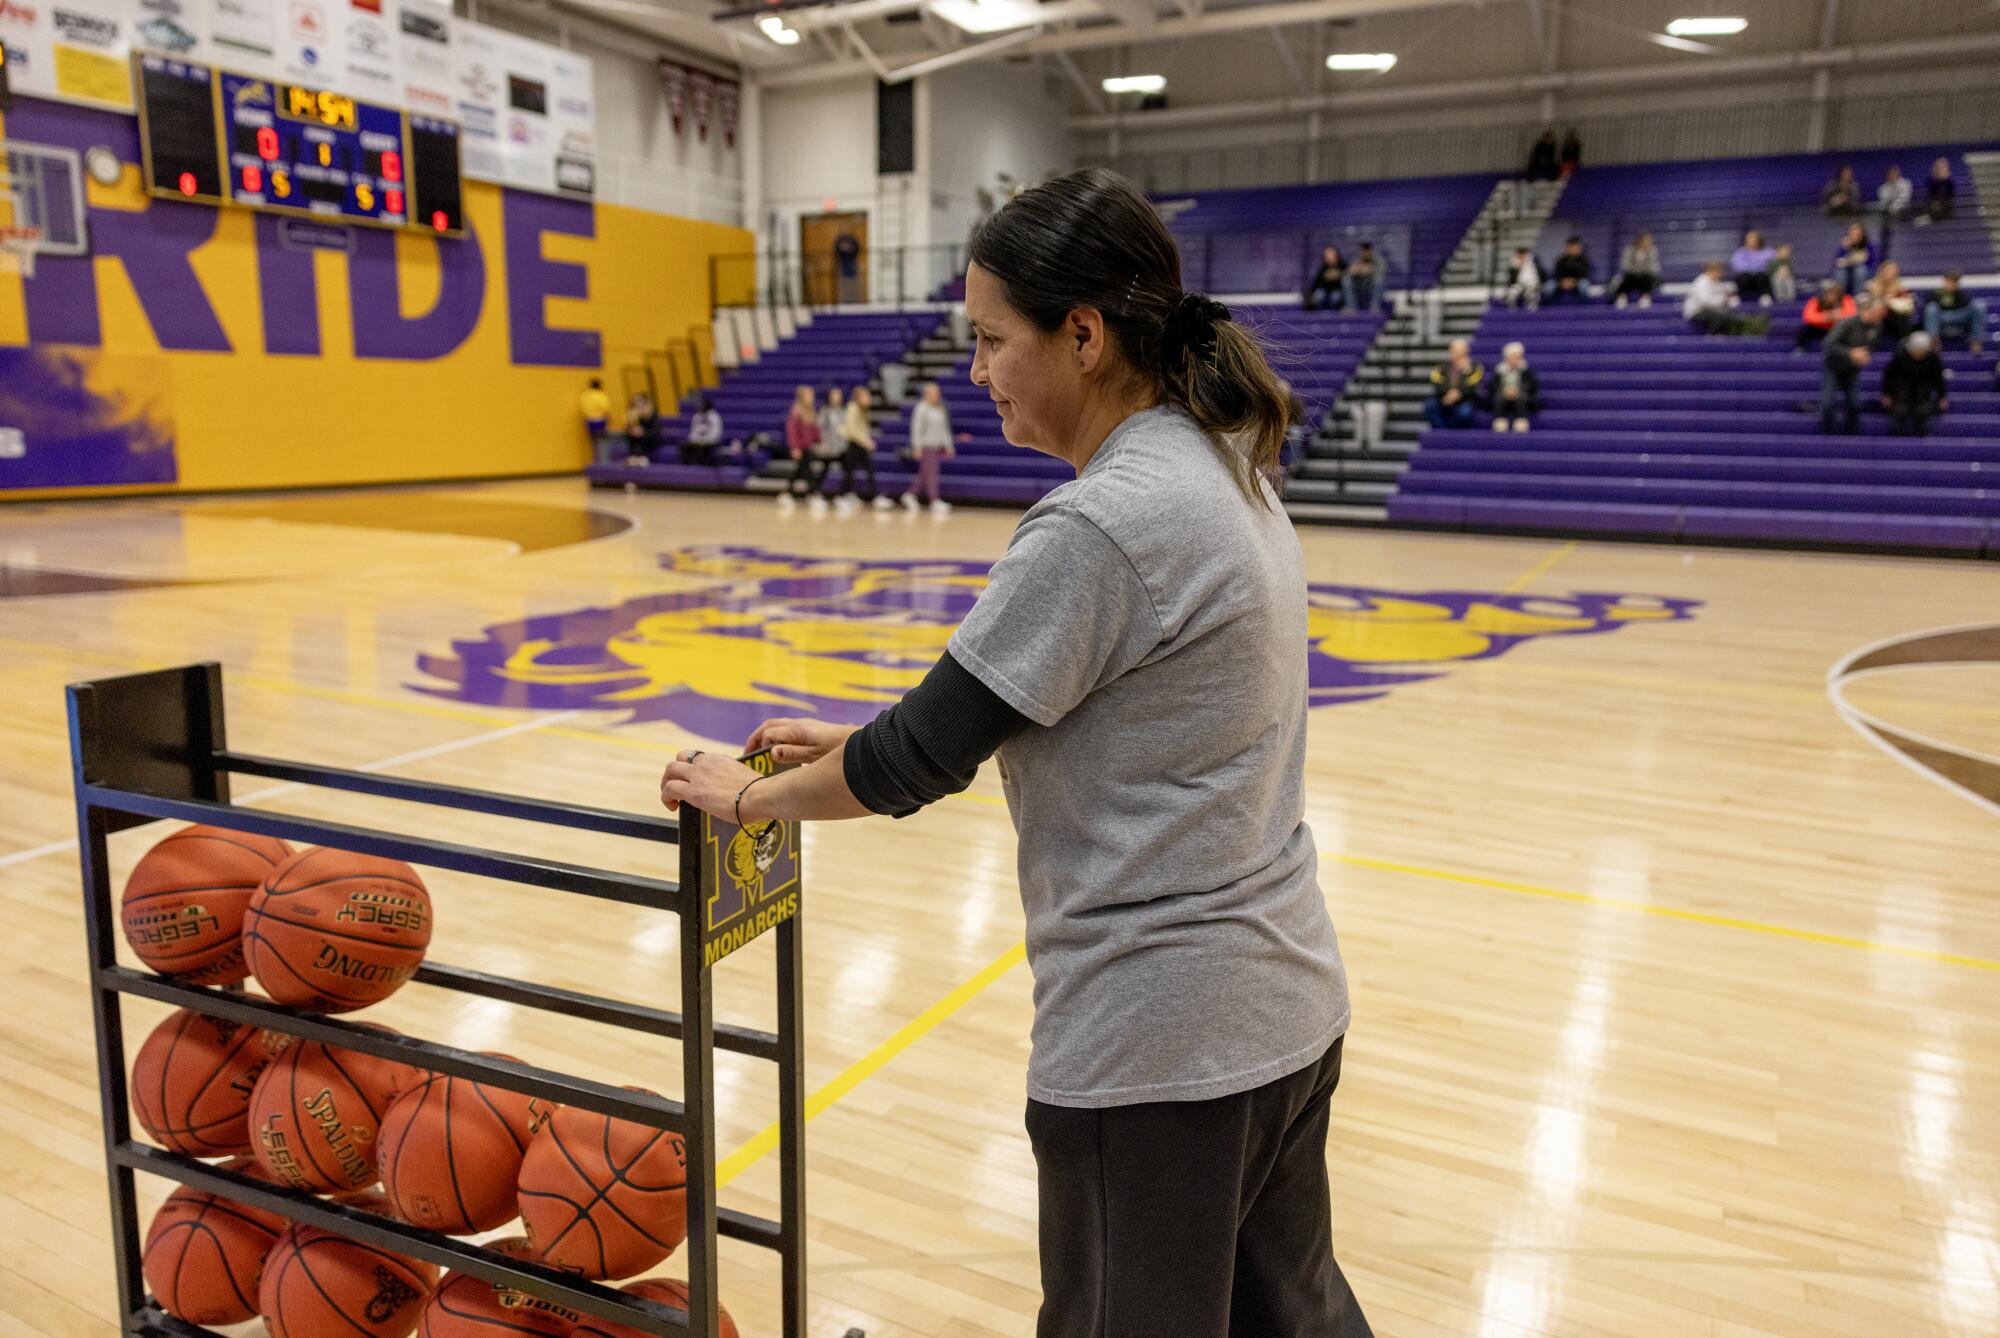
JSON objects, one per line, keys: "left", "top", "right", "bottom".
{"left": 142, "top": 1163, "right": 286, "bottom": 1325}
{"left": 131, "top": 1009, "right": 290, "bottom": 1157}
{"left": 381, "top": 1062, "right": 553, "bottom": 1234}
{"left": 571, "top": 1279, "right": 741, "bottom": 1338}
{"left": 122, "top": 825, "right": 294, "bottom": 985}
{"left": 249, "top": 1037, "right": 423, "bottom": 1192}
{"left": 244, "top": 847, "right": 434, "bottom": 1012}
{"left": 416, "top": 1237, "right": 580, "bottom": 1337}
{"left": 260, "top": 1222, "right": 437, "bottom": 1338}
{"left": 516, "top": 1099, "right": 687, "bottom": 1280}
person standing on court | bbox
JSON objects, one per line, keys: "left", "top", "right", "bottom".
{"left": 810, "top": 386, "right": 848, "bottom": 514}
{"left": 778, "top": 385, "right": 821, "bottom": 509}
{"left": 899, "top": 382, "right": 956, "bottom": 515}
{"left": 661, "top": 167, "right": 1369, "bottom": 1338}
{"left": 835, "top": 385, "right": 890, "bottom": 512}
{"left": 579, "top": 378, "right": 610, "bottom": 461}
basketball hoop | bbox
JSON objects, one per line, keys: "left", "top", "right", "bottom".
{"left": 0, "top": 224, "right": 42, "bottom": 278}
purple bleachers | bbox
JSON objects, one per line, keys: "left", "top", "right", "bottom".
{"left": 1162, "top": 173, "right": 1500, "bottom": 294}
{"left": 1388, "top": 298, "right": 2000, "bottom": 555}
{"left": 1534, "top": 143, "right": 2000, "bottom": 289}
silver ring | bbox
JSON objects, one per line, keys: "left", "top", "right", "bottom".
{"left": 684, "top": 749, "right": 704, "bottom": 762}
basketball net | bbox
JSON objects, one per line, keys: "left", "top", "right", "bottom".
{"left": 0, "top": 225, "right": 42, "bottom": 278}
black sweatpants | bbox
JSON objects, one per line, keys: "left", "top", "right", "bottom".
{"left": 1026, "top": 1037, "right": 1371, "bottom": 1338}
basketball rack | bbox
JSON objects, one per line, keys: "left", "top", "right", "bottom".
{"left": 69, "top": 663, "right": 814, "bottom": 1338}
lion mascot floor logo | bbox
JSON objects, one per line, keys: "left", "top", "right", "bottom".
{"left": 415, "top": 546, "right": 1700, "bottom": 740}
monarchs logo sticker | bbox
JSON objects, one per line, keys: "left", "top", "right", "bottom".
{"left": 415, "top": 545, "right": 1700, "bottom": 742}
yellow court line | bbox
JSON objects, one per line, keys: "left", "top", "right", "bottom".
{"left": 716, "top": 940, "right": 1028, "bottom": 1186}
{"left": 1327, "top": 853, "right": 2000, "bottom": 972}
{"left": 1501, "top": 539, "right": 1579, "bottom": 594}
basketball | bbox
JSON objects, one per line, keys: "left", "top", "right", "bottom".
{"left": 515, "top": 1099, "right": 687, "bottom": 1280}
{"left": 120, "top": 825, "right": 294, "bottom": 985}
{"left": 250, "top": 1037, "right": 424, "bottom": 1192}
{"left": 571, "top": 1279, "right": 741, "bottom": 1338}
{"left": 130, "top": 1009, "right": 290, "bottom": 1157}
{"left": 244, "top": 847, "right": 434, "bottom": 1012}
{"left": 380, "top": 1061, "right": 553, "bottom": 1234}
{"left": 415, "top": 1237, "right": 581, "bottom": 1337}
{"left": 260, "top": 1221, "right": 438, "bottom": 1338}
{"left": 141, "top": 1165, "right": 286, "bottom": 1325}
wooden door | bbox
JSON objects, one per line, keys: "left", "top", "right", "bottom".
{"left": 801, "top": 211, "right": 868, "bottom": 307}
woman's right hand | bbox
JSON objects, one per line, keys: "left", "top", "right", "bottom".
{"left": 745, "top": 717, "right": 857, "bottom": 766}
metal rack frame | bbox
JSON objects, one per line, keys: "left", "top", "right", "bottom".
{"left": 70, "top": 663, "right": 809, "bottom": 1337}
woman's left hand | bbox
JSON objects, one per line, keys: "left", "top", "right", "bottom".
{"left": 660, "top": 749, "right": 762, "bottom": 818}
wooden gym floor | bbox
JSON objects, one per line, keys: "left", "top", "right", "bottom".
{"left": 1, "top": 479, "right": 1996, "bottom": 1337}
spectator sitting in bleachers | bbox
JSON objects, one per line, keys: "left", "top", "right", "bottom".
{"left": 1795, "top": 280, "right": 1856, "bottom": 353}
{"left": 1547, "top": 237, "right": 1591, "bottom": 305}
{"left": 1303, "top": 246, "right": 1347, "bottom": 311}
{"left": 1610, "top": 232, "right": 1660, "bottom": 308}
{"left": 1821, "top": 164, "right": 1862, "bottom": 215}
{"left": 1770, "top": 243, "right": 1797, "bottom": 303}
{"left": 1881, "top": 332, "right": 1948, "bottom": 437}
{"left": 1867, "top": 261, "right": 1918, "bottom": 347}
{"left": 1819, "top": 297, "right": 1885, "bottom": 435}
{"left": 1876, "top": 166, "right": 1913, "bottom": 221}
{"left": 681, "top": 395, "right": 722, "bottom": 465}
{"left": 1832, "top": 223, "right": 1875, "bottom": 296}
{"left": 1526, "top": 129, "right": 1560, "bottom": 182}
{"left": 1731, "top": 230, "right": 1779, "bottom": 306}
{"left": 1502, "top": 246, "right": 1542, "bottom": 309}
{"left": 1559, "top": 128, "right": 1582, "bottom": 177}
{"left": 1424, "top": 339, "right": 1484, "bottom": 430}
{"left": 1346, "top": 242, "right": 1381, "bottom": 311}
{"left": 1684, "top": 262, "right": 1743, "bottom": 335}
{"left": 779, "top": 385, "right": 822, "bottom": 508}
{"left": 1922, "top": 270, "right": 1987, "bottom": 355}
{"left": 1485, "top": 342, "right": 1540, "bottom": 434}
{"left": 1922, "top": 156, "right": 1956, "bottom": 224}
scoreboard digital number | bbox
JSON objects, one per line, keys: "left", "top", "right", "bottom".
{"left": 135, "top": 53, "right": 465, "bottom": 236}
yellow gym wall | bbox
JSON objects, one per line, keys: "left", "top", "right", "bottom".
{"left": 0, "top": 95, "right": 752, "bottom": 500}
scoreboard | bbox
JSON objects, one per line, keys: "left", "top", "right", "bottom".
{"left": 134, "top": 53, "right": 465, "bottom": 236}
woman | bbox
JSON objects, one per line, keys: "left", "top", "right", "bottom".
{"left": 661, "top": 168, "right": 1368, "bottom": 1337}
{"left": 779, "top": 385, "right": 821, "bottom": 508}
{"left": 1868, "top": 260, "right": 1918, "bottom": 347}
{"left": 810, "top": 386, "right": 848, "bottom": 514}
{"left": 899, "top": 382, "right": 956, "bottom": 515}
{"left": 1303, "top": 246, "right": 1347, "bottom": 311}
{"left": 681, "top": 394, "right": 723, "bottom": 465}
{"left": 1486, "top": 341, "right": 1540, "bottom": 433}
{"left": 1832, "top": 223, "right": 1875, "bottom": 297}
{"left": 1610, "top": 231, "right": 1660, "bottom": 308}
{"left": 833, "top": 385, "right": 889, "bottom": 511}
{"left": 1730, "top": 229, "right": 1777, "bottom": 305}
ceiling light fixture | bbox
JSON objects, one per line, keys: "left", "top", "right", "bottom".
{"left": 1101, "top": 74, "right": 1166, "bottom": 94}
{"left": 927, "top": 0, "right": 1043, "bottom": 35}
{"left": 1665, "top": 17, "right": 1747, "bottom": 36}
{"left": 1326, "top": 52, "right": 1397, "bottom": 72}
{"left": 756, "top": 14, "right": 802, "bottom": 44}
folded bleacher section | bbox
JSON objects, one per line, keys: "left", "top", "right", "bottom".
{"left": 1389, "top": 298, "right": 2000, "bottom": 554}
{"left": 1163, "top": 173, "right": 1502, "bottom": 294}
{"left": 1536, "top": 143, "right": 1999, "bottom": 286}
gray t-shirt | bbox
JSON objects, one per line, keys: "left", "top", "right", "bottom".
{"left": 949, "top": 405, "right": 1350, "bottom": 1108}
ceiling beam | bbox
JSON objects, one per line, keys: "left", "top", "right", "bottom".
{"left": 1051, "top": 50, "right": 1107, "bottom": 114}
{"left": 1021, "top": 0, "right": 1469, "bottom": 57}
{"left": 1267, "top": 27, "right": 1308, "bottom": 95}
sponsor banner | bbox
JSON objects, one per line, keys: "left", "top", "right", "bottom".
{"left": 0, "top": 0, "right": 57, "bottom": 103}
{"left": 135, "top": 0, "right": 205, "bottom": 60}
{"left": 339, "top": 0, "right": 392, "bottom": 100}
{"left": 280, "top": 0, "right": 335, "bottom": 83}
{"left": 50, "top": 0, "right": 130, "bottom": 107}
{"left": 209, "top": 0, "right": 278, "bottom": 76}
{"left": 451, "top": 15, "right": 501, "bottom": 181}
{"left": 454, "top": 17, "right": 590, "bottom": 199}
{"left": 393, "top": 0, "right": 446, "bottom": 115}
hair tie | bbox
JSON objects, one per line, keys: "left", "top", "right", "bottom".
{"left": 1164, "top": 292, "right": 1231, "bottom": 358}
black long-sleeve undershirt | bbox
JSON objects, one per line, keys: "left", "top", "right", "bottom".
{"left": 843, "top": 649, "right": 1032, "bottom": 817}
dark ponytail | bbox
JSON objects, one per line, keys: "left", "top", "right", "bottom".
{"left": 968, "top": 167, "right": 1291, "bottom": 507}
